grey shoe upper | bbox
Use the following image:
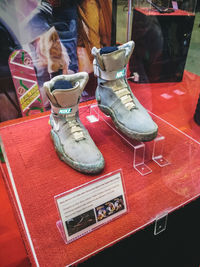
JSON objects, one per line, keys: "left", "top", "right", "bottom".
{"left": 49, "top": 113, "right": 104, "bottom": 168}
{"left": 92, "top": 41, "right": 158, "bottom": 141}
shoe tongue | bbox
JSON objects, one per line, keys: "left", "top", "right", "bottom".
{"left": 99, "top": 48, "right": 126, "bottom": 72}
{"left": 52, "top": 81, "right": 81, "bottom": 108}
{"left": 51, "top": 80, "right": 73, "bottom": 91}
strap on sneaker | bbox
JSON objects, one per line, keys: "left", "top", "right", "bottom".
{"left": 51, "top": 102, "right": 79, "bottom": 117}
{"left": 93, "top": 59, "right": 126, "bottom": 81}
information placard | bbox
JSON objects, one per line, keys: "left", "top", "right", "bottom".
{"left": 55, "top": 170, "right": 127, "bottom": 243}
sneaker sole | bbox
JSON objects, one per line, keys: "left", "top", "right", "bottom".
{"left": 98, "top": 104, "right": 158, "bottom": 142}
{"left": 50, "top": 130, "right": 105, "bottom": 174}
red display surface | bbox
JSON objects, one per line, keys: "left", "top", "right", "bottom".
{"left": 135, "top": 7, "right": 194, "bottom": 16}
{"left": 1, "top": 71, "right": 200, "bottom": 266}
{"left": 0, "top": 166, "right": 30, "bottom": 267}
{"left": 131, "top": 70, "right": 200, "bottom": 142}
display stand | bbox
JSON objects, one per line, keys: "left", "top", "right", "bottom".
{"left": 152, "top": 134, "right": 169, "bottom": 167}
{"left": 1, "top": 99, "right": 200, "bottom": 266}
{"left": 87, "top": 104, "right": 169, "bottom": 175}
{"left": 56, "top": 220, "right": 67, "bottom": 243}
{"left": 154, "top": 212, "right": 168, "bottom": 235}
{"left": 133, "top": 141, "right": 152, "bottom": 176}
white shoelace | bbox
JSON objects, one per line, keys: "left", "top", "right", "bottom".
{"left": 68, "top": 119, "right": 85, "bottom": 141}
{"left": 113, "top": 87, "right": 136, "bottom": 110}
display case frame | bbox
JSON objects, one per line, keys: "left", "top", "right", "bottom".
{"left": 1, "top": 1, "right": 200, "bottom": 266}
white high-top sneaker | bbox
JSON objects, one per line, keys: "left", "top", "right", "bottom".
{"left": 92, "top": 41, "right": 158, "bottom": 141}
{"left": 44, "top": 72, "right": 105, "bottom": 174}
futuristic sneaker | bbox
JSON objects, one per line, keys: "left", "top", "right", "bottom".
{"left": 92, "top": 41, "right": 158, "bottom": 141}
{"left": 44, "top": 72, "right": 105, "bottom": 174}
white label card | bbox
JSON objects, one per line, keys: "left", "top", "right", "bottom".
{"left": 55, "top": 170, "right": 127, "bottom": 243}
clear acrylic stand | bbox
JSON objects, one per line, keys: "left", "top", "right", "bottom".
{"left": 86, "top": 104, "right": 99, "bottom": 123}
{"left": 86, "top": 104, "right": 169, "bottom": 176}
{"left": 152, "top": 134, "right": 170, "bottom": 167}
{"left": 133, "top": 141, "right": 152, "bottom": 176}
{"left": 154, "top": 212, "right": 168, "bottom": 235}
{"left": 56, "top": 220, "right": 68, "bottom": 244}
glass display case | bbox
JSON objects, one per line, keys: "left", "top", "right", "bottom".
{"left": 0, "top": 0, "right": 200, "bottom": 266}
{"left": 134, "top": 0, "right": 196, "bottom": 14}
{"left": 129, "top": 0, "right": 197, "bottom": 82}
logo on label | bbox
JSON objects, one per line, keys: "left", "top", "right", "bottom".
{"left": 116, "top": 69, "right": 125, "bottom": 79}
{"left": 59, "top": 108, "right": 72, "bottom": 114}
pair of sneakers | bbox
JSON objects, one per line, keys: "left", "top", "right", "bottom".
{"left": 44, "top": 41, "right": 158, "bottom": 174}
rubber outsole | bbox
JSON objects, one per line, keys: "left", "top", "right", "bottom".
{"left": 50, "top": 130, "right": 105, "bottom": 175}
{"left": 98, "top": 103, "right": 158, "bottom": 142}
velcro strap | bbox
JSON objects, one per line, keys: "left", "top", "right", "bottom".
{"left": 51, "top": 103, "right": 78, "bottom": 116}
{"left": 93, "top": 59, "right": 126, "bottom": 81}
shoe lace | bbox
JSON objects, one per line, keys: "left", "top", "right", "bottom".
{"left": 113, "top": 86, "right": 136, "bottom": 110}
{"left": 67, "top": 118, "right": 85, "bottom": 141}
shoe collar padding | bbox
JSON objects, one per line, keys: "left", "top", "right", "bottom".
{"left": 92, "top": 41, "right": 135, "bottom": 72}
{"left": 43, "top": 72, "right": 89, "bottom": 114}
